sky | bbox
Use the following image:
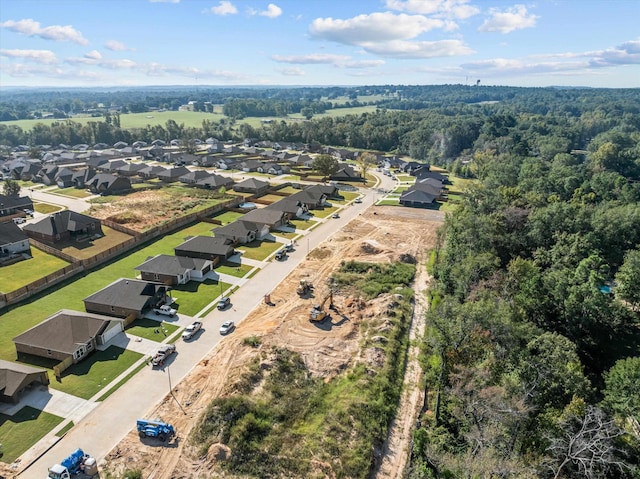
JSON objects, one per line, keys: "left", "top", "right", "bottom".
{"left": 0, "top": 0, "right": 638, "bottom": 89}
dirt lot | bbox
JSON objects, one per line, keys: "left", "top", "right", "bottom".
{"left": 100, "top": 206, "right": 444, "bottom": 478}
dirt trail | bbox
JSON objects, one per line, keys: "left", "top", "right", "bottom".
{"left": 101, "top": 207, "right": 443, "bottom": 478}
{"left": 373, "top": 263, "right": 431, "bottom": 479}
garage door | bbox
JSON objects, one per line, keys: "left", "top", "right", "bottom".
{"left": 99, "top": 321, "right": 124, "bottom": 344}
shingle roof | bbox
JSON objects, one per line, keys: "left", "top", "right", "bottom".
{"left": 0, "top": 221, "right": 29, "bottom": 244}
{"left": 23, "top": 210, "right": 100, "bottom": 235}
{"left": 83, "top": 278, "right": 167, "bottom": 311}
{"left": 175, "top": 236, "right": 234, "bottom": 256}
{"left": 0, "top": 360, "right": 48, "bottom": 398}
{"left": 13, "top": 309, "right": 119, "bottom": 354}
{"left": 134, "top": 254, "right": 210, "bottom": 276}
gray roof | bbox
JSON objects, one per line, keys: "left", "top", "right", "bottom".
{"left": 214, "top": 220, "right": 260, "bottom": 238}
{"left": 0, "top": 221, "right": 29, "bottom": 244}
{"left": 84, "top": 278, "right": 167, "bottom": 311}
{"left": 399, "top": 189, "right": 437, "bottom": 204}
{"left": 0, "top": 360, "right": 48, "bottom": 398}
{"left": 175, "top": 236, "right": 234, "bottom": 256}
{"left": 13, "top": 309, "right": 120, "bottom": 354}
{"left": 233, "top": 177, "right": 269, "bottom": 190}
{"left": 134, "top": 254, "right": 210, "bottom": 276}
{"left": 23, "top": 210, "right": 100, "bottom": 236}
{"left": 240, "top": 208, "right": 286, "bottom": 225}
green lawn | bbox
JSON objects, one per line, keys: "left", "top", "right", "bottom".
{"left": 33, "top": 201, "right": 64, "bottom": 214}
{"left": 216, "top": 262, "right": 253, "bottom": 278}
{"left": 52, "top": 187, "right": 93, "bottom": 198}
{"left": 0, "top": 407, "right": 64, "bottom": 464}
{"left": 0, "top": 221, "right": 217, "bottom": 362}
{"left": 125, "top": 318, "right": 181, "bottom": 342}
{"left": 289, "top": 218, "right": 317, "bottom": 230}
{"left": 210, "top": 210, "right": 244, "bottom": 224}
{"left": 171, "top": 279, "right": 232, "bottom": 316}
{"left": 0, "top": 247, "right": 70, "bottom": 294}
{"left": 310, "top": 206, "right": 339, "bottom": 219}
{"left": 60, "top": 226, "right": 133, "bottom": 260}
{"left": 236, "top": 239, "right": 282, "bottom": 261}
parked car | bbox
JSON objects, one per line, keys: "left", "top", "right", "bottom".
{"left": 354, "top": 197, "right": 362, "bottom": 203}
{"left": 151, "top": 344, "right": 176, "bottom": 366}
{"left": 217, "top": 296, "right": 231, "bottom": 311}
{"left": 274, "top": 249, "right": 287, "bottom": 261}
{"left": 154, "top": 305, "right": 177, "bottom": 317}
{"left": 219, "top": 320, "right": 235, "bottom": 335}
{"left": 13, "top": 217, "right": 26, "bottom": 224}
{"left": 181, "top": 321, "right": 202, "bottom": 340}
{"left": 331, "top": 213, "right": 340, "bottom": 219}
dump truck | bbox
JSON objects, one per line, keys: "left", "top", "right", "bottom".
{"left": 47, "top": 448, "right": 97, "bottom": 479}
{"left": 309, "top": 291, "right": 333, "bottom": 322}
{"left": 296, "top": 279, "right": 313, "bottom": 296}
{"left": 137, "top": 419, "right": 175, "bottom": 442}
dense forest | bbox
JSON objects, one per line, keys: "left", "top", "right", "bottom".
{"left": 2, "top": 84, "right": 639, "bottom": 477}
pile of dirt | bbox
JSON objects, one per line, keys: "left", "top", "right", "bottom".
{"left": 101, "top": 206, "right": 443, "bottom": 478}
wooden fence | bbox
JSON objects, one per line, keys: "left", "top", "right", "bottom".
{"left": 0, "top": 197, "right": 243, "bottom": 309}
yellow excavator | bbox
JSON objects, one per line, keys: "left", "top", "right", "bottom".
{"left": 309, "top": 291, "right": 333, "bottom": 322}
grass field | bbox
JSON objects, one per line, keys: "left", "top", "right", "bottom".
{"left": 124, "top": 318, "right": 180, "bottom": 342}
{"left": 0, "top": 247, "right": 70, "bottom": 294}
{"left": 60, "top": 226, "right": 133, "bottom": 260}
{"left": 52, "top": 187, "right": 93, "bottom": 198}
{"left": 34, "top": 201, "right": 64, "bottom": 214}
{"left": 236, "top": 239, "right": 282, "bottom": 261}
{"left": 0, "top": 406, "right": 64, "bottom": 463}
{"left": 216, "top": 262, "right": 253, "bottom": 278}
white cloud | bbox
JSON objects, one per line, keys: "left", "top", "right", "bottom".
{"left": 272, "top": 53, "right": 351, "bottom": 64}
{"left": 309, "top": 12, "right": 444, "bottom": 44}
{"left": 206, "top": 1, "right": 237, "bottom": 16}
{"left": 0, "top": 18, "right": 89, "bottom": 44}
{"left": 0, "top": 49, "right": 58, "bottom": 64}
{"left": 276, "top": 67, "right": 305, "bottom": 76}
{"left": 385, "top": 0, "right": 480, "bottom": 20}
{"left": 84, "top": 50, "right": 102, "bottom": 60}
{"left": 260, "top": 4, "right": 282, "bottom": 18}
{"left": 105, "top": 40, "right": 133, "bottom": 51}
{"left": 362, "top": 39, "right": 473, "bottom": 58}
{"left": 343, "top": 59, "right": 386, "bottom": 68}
{"left": 478, "top": 5, "right": 538, "bottom": 34}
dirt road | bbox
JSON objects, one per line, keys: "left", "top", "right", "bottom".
{"left": 97, "top": 205, "right": 443, "bottom": 478}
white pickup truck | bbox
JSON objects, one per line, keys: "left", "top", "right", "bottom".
{"left": 154, "top": 305, "right": 177, "bottom": 317}
{"left": 151, "top": 344, "right": 176, "bottom": 366}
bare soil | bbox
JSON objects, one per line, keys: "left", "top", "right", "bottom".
{"left": 100, "top": 206, "right": 444, "bottom": 478}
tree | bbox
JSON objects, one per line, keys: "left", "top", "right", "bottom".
{"left": 312, "top": 154, "right": 339, "bottom": 178}
{"left": 356, "top": 152, "right": 376, "bottom": 185}
{"left": 603, "top": 357, "right": 640, "bottom": 422}
{"left": 3, "top": 179, "right": 20, "bottom": 197}
{"left": 615, "top": 249, "right": 640, "bottom": 311}
{"left": 546, "top": 405, "right": 630, "bottom": 479}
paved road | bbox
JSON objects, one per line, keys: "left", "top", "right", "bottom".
{"left": 22, "top": 183, "right": 378, "bottom": 477}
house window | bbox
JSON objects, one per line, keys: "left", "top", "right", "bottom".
{"left": 47, "top": 349, "right": 52, "bottom": 356}
{"left": 86, "top": 341, "right": 93, "bottom": 351}
{"left": 110, "top": 305, "right": 115, "bottom": 313}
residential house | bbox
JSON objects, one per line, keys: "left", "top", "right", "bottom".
{"left": 115, "top": 162, "right": 145, "bottom": 177}
{"left": 87, "top": 173, "right": 131, "bottom": 194}
{"left": 330, "top": 163, "right": 362, "bottom": 182}
{"left": 215, "top": 158, "right": 238, "bottom": 170}
{"left": 23, "top": 211, "right": 103, "bottom": 244}
{"left": 264, "top": 198, "right": 307, "bottom": 219}
{"left": 241, "top": 160, "right": 267, "bottom": 173}
{"left": 267, "top": 164, "right": 290, "bottom": 175}
{"left": 179, "top": 170, "right": 211, "bottom": 185}
{"left": 232, "top": 178, "right": 270, "bottom": 196}
{"left": 13, "top": 309, "right": 124, "bottom": 365}
{"left": 240, "top": 208, "right": 289, "bottom": 230}
{"left": 134, "top": 254, "right": 213, "bottom": 285}
{"left": 83, "top": 278, "right": 171, "bottom": 319}
{"left": 213, "top": 220, "right": 268, "bottom": 244}
{"left": 413, "top": 167, "right": 448, "bottom": 183}
{"left": 288, "top": 185, "right": 328, "bottom": 210}
{"left": 54, "top": 167, "right": 75, "bottom": 188}
{"left": 138, "top": 165, "right": 167, "bottom": 180}
{"left": 71, "top": 168, "right": 93, "bottom": 189}
{"left": 157, "top": 166, "right": 190, "bottom": 183}
{"left": 35, "top": 164, "right": 58, "bottom": 185}
{"left": 0, "top": 221, "right": 31, "bottom": 263}
{"left": 0, "top": 195, "right": 33, "bottom": 220}
{"left": 97, "top": 159, "right": 127, "bottom": 173}
{"left": 0, "top": 360, "right": 49, "bottom": 404}
{"left": 174, "top": 236, "right": 235, "bottom": 264}
{"left": 399, "top": 189, "right": 439, "bottom": 208}
{"left": 195, "top": 173, "right": 234, "bottom": 190}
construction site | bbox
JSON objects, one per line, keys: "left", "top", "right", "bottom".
{"left": 80, "top": 206, "right": 442, "bottom": 478}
